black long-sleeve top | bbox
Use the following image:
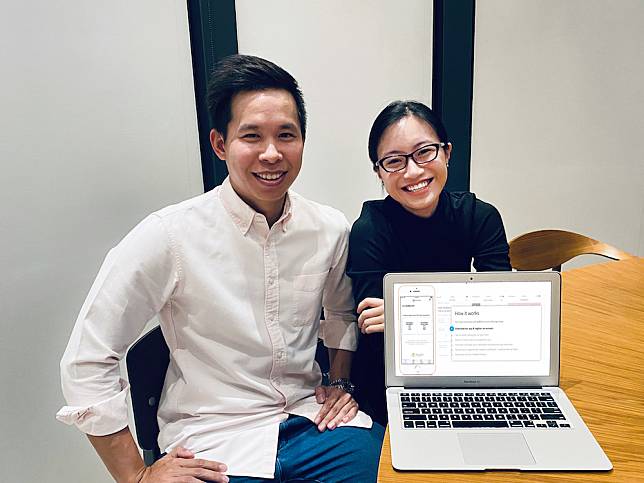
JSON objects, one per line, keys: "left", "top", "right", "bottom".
{"left": 347, "top": 191, "right": 511, "bottom": 425}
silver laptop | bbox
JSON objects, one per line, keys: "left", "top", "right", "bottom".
{"left": 384, "top": 271, "right": 612, "bottom": 471}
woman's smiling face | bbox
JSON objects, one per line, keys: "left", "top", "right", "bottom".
{"left": 376, "top": 114, "right": 451, "bottom": 218}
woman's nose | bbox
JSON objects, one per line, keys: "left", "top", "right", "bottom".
{"left": 404, "top": 158, "right": 424, "bottom": 177}
{"left": 259, "top": 143, "right": 282, "bottom": 163}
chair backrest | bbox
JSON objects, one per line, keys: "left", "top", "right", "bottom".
{"left": 509, "top": 229, "right": 633, "bottom": 271}
{"left": 126, "top": 325, "right": 169, "bottom": 466}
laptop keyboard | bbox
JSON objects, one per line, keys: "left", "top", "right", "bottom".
{"left": 400, "top": 391, "right": 570, "bottom": 430}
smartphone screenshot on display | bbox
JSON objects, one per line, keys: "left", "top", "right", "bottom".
{"left": 397, "top": 285, "right": 436, "bottom": 375}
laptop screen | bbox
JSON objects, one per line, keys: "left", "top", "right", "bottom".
{"left": 392, "top": 281, "right": 552, "bottom": 377}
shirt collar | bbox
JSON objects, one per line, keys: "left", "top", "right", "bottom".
{"left": 278, "top": 195, "right": 293, "bottom": 232}
{"left": 219, "top": 177, "right": 293, "bottom": 235}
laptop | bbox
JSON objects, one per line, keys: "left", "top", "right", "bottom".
{"left": 384, "top": 271, "right": 612, "bottom": 471}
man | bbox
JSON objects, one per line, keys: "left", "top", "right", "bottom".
{"left": 57, "top": 55, "right": 383, "bottom": 482}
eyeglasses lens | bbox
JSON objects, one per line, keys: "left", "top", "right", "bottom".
{"left": 382, "top": 157, "right": 406, "bottom": 172}
{"left": 414, "top": 145, "right": 438, "bottom": 163}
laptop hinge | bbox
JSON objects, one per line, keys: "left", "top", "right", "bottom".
{"left": 400, "top": 385, "right": 545, "bottom": 390}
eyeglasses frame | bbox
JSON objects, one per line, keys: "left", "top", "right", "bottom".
{"left": 375, "top": 142, "right": 448, "bottom": 173}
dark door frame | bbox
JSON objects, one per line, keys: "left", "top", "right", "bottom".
{"left": 187, "top": 0, "right": 237, "bottom": 192}
{"left": 432, "top": 0, "right": 476, "bottom": 192}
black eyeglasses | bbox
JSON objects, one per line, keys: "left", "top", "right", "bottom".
{"left": 376, "top": 143, "right": 447, "bottom": 173}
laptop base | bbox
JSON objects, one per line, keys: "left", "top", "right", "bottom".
{"left": 387, "top": 387, "right": 612, "bottom": 471}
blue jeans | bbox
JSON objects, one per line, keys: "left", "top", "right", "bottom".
{"left": 224, "top": 415, "right": 385, "bottom": 483}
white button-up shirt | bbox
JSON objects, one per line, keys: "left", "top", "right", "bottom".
{"left": 57, "top": 178, "right": 370, "bottom": 478}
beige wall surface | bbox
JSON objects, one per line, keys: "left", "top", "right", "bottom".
{"left": 0, "top": 2, "right": 202, "bottom": 481}
{"left": 471, "top": 0, "right": 644, "bottom": 260}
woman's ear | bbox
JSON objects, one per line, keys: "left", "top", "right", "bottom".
{"left": 374, "top": 165, "right": 382, "bottom": 180}
{"left": 210, "top": 129, "right": 226, "bottom": 159}
{"left": 374, "top": 166, "right": 386, "bottom": 192}
{"left": 444, "top": 142, "right": 453, "bottom": 166}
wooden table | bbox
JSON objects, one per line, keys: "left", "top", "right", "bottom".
{"left": 377, "top": 257, "right": 644, "bottom": 482}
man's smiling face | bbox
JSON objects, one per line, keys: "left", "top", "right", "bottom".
{"left": 210, "top": 88, "right": 304, "bottom": 222}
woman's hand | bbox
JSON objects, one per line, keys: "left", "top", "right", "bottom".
{"left": 357, "top": 297, "right": 384, "bottom": 334}
{"left": 135, "top": 446, "right": 229, "bottom": 483}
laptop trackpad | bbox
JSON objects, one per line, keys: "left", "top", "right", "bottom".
{"left": 457, "top": 433, "right": 536, "bottom": 467}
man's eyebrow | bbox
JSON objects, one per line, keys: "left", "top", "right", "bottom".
{"left": 238, "top": 123, "right": 259, "bottom": 131}
{"left": 237, "top": 122, "right": 298, "bottom": 131}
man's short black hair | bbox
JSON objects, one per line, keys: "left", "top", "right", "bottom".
{"left": 207, "top": 54, "right": 307, "bottom": 140}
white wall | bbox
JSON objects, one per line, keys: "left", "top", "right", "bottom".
{"left": 471, "top": 0, "right": 644, "bottom": 260}
{"left": 0, "top": 2, "right": 202, "bottom": 481}
{"left": 235, "top": 0, "right": 433, "bottom": 223}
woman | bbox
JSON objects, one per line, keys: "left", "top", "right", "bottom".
{"left": 347, "top": 101, "right": 511, "bottom": 425}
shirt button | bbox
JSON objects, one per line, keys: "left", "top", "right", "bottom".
{"left": 268, "top": 277, "right": 274, "bottom": 285}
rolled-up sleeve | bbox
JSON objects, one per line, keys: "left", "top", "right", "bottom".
{"left": 321, "top": 218, "right": 359, "bottom": 351}
{"left": 57, "top": 214, "right": 179, "bottom": 436}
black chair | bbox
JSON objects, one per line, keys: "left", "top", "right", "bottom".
{"left": 126, "top": 325, "right": 330, "bottom": 466}
{"left": 126, "top": 325, "right": 169, "bottom": 466}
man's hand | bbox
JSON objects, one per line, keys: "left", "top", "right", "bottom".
{"left": 357, "top": 297, "right": 384, "bottom": 334}
{"left": 135, "top": 446, "right": 229, "bottom": 483}
{"left": 313, "top": 386, "right": 358, "bottom": 432}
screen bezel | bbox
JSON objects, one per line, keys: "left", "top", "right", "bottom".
{"left": 384, "top": 271, "right": 561, "bottom": 389}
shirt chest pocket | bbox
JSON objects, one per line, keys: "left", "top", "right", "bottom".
{"left": 292, "top": 272, "right": 327, "bottom": 327}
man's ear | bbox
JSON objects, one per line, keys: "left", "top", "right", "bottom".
{"left": 210, "top": 129, "right": 226, "bottom": 159}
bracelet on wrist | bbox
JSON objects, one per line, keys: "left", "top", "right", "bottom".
{"left": 327, "top": 378, "right": 356, "bottom": 395}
